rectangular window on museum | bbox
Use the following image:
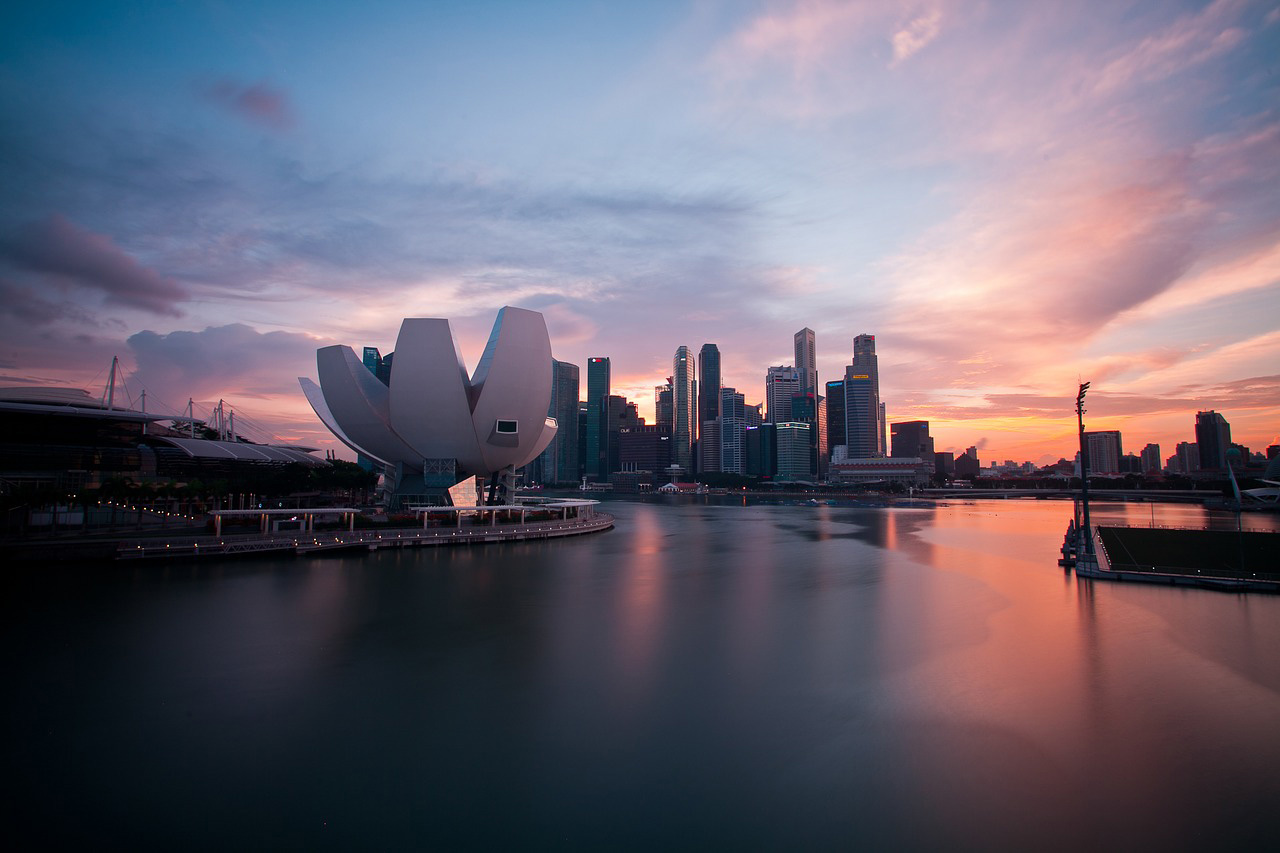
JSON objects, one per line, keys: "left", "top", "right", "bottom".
{"left": 496, "top": 419, "right": 518, "bottom": 434}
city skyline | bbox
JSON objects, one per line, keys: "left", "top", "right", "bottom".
{"left": 1, "top": 1, "right": 1277, "bottom": 464}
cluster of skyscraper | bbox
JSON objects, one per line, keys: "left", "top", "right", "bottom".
{"left": 1079, "top": 409, "right": 1264, "bottom": 477}
{"left": 512, "top": 329, "right": 941, "bottom": 488}
{"left": 354, "top": 331, "right": 1271, "bottom": 490}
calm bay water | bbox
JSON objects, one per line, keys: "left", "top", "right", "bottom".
{"left": 6, "top": 498, "right": 1280, "bottom": 850}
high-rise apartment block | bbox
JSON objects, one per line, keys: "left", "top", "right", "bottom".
{"left": 1139, "top": 443, "right": 1161, "bottom": 475}
{"left": 1084, "top": 430, "right": 1123, "bottom": 474}
{"left": 1195, "top": 411, "right": 1231, "bottom": 470}
{"left": 1174, "top": 441, "right": 1200, "bottom": 474}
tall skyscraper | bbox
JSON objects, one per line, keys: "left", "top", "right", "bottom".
{"left": 847, "top": 334, "right": 882, "bottom": 457}
{"left": 672, "top": 346, "right": 695, "bottom": 471}
{"left": 655, "top": 380, "right": 673, "bottom": 434}
{"left": 361, "top": 346, "right": 393, "bottom": 386}
{"left": 843, "top": 368, "right": 876, "bottom": 457}
{"left": 586, "top": 357, "right": 610, "bottom": 481}
{"left": 1195, "top": 411, "right": 1231, "bottom": 470}
{"left": 538, "top": 359, "right": 579, "bottom": 484}
{"left": 720, "top": 387, "right": 746, "bottom": 474}
{"left": 765, "top": 366, "right": 801, "bottom": 423}
{"left": 599, "top": 395, "right": 643, "bottom": 477}
{"left": 699, "top": 344, "right": 722, "bottom": 473}
{"left": 698, "top": 344, "right": 721, "bottom": 430}
{"left": 356, "top": 346, "right": 393, "bottom": 472}
{"left": 825, "top": 379, "right": 845, "bottom": 457}
{"left": 794, "top": 328, "right": 817, "bottom": 398}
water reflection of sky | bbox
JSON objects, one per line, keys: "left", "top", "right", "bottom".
{"left": 7, "top": 498, "right": 1280, "bottom": 847}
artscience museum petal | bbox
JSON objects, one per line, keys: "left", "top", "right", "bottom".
{"left": 299, "top": 306, "right": 558, "bottom": 505}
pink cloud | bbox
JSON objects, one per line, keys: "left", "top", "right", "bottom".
{"left": 4, "top": 215, "right": 187, "bottom": 316}
{"left": 204, "top": 80, "right": 294, "bottom": 131}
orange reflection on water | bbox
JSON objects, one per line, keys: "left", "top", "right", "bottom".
{"left": 612, "top": 505, "right": 667, "bottom": 706}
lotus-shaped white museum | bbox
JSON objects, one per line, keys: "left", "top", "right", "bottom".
{"left": 300, "top": 306, "right": 558, "bottom": 504}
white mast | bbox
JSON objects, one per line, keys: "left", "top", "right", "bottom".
{"left": 104, "top": 356, "right": 119, "bottom": 410}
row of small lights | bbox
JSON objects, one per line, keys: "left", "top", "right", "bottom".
{"left": 99, "top": 499, "right": 200, "bottom": 523}
{"left": 130, "top": 519, "right": 601, "bottom": 554}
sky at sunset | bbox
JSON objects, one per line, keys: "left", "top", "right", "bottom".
{"left": 2, "top": 0, "right": 1278, "bottom": 464}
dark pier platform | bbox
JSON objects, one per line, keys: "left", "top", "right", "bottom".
{"left": 1065, "top": 523, "right": 1280, "bottom": 592}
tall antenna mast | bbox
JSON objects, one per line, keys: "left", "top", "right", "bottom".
{"left": 104, "top": 356, "right": 119, "bottom": 410}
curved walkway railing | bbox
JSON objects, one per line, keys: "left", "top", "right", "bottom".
{"left": 117, "top": 513, "right": 614, "bottom": 560}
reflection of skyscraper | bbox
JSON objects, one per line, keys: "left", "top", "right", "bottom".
{"left": 794, "top": 328, "right": 816, "bottom": 398}
{"left": 1195, "top": 411, "right": 1231, "bottom": 470}
{"left": 673, "top": 346, "right": 695, "bottom": 470}
{"left": 586, "top": 357, "right": 610, "bottom": 481}
{"left": 699, "top": 344, "right": 721, "bottom": 473}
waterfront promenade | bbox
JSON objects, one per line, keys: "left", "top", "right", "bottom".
{"left": 116, "top": 512, "right": 614, "bottom": 560}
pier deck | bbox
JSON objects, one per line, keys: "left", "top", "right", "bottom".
{"left": 114, "top": 513, "right": 614, "bottom": 561}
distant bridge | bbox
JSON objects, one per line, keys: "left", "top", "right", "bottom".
{"left": 918, "top": 488, "right": 1216, "bottom": 502}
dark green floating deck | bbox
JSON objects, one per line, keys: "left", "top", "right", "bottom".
{"left": 1097, "top": 526, "right": 1280, "bottom": 582}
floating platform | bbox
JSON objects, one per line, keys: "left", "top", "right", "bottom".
{"left": 1063, "top": 522, "right": 1279, "bottom": 593}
